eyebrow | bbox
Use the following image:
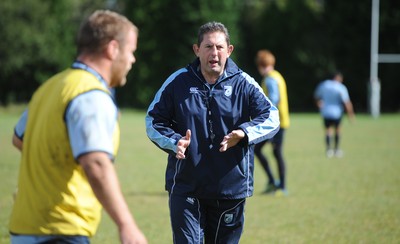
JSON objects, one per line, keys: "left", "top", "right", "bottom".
{"left": 203, "top": 42, "right": 226, "bottom": 47}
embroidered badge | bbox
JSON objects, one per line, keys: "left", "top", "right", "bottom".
{"left": 224, "top": 86, "right": 232, "bottom": 97}
{"left": 224, "top": 213, "right": 234, "bottom": 224}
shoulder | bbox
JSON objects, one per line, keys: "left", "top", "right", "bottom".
{"left": 163, "top": 67, "right": 191, "bottom": 89}
{"left": 235, "top": 72, "right": 265, "bottom": 96}
{"left": 238, "top": 72, "right": 260, "bottom": 88}
{"left": 338, "top": 83, "right": 349, "bottom": 93}
{"left": 170, "top": 67, "right": 189, "bottom": 79}
{"left": 62, "top": 69, "right": 111, "bottom": 99}
{"left": 269, "top": 70, "right": 283, "bottom": 80}
{"left": 69, "top": 90, "right": 116, "bottom": 117}
{"left": 320, "top": 80, "right": 331, "bottom": 87}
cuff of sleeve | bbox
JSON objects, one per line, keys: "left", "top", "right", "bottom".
{"left": 237, "top": 127, "right": 248, "bottom": 147}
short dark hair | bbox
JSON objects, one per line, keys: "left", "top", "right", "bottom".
{"left": 197, "top": 21, "right": 230, "bottom": 46}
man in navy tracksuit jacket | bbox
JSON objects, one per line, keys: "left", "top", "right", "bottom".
{"left": 146, "top": 22, "right": 280, "bottom": 244}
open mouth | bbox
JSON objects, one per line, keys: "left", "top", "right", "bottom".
{"left": 209, "top": 60, "right": 218, "bottom": 66}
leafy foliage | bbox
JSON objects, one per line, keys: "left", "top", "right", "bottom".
{"left": 119, "top": 0, "right": 243, "bottom": 108}
{"left": 0, "top": 0, "right": 399, "bottom": 111}
{"left": 0, "top": 0, "right": 106, "bottom": 104}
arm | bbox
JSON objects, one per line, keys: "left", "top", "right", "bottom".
{"left": 344, "top": 100, "right": 355, "bottom": 122}
{"left": 239, "top": 97, "right": 279, "bottom": 145}
{"left": 315, "top": 99, "right": 323, "bottom": 109}
{"left": 233, "top": 75, "right": 280, "bottom": 146}
{"left": 314, "top": 83, "right": 323, "bottom": 109}
{"left": 341, "top": 86, "right": 355, "bottom": 122}
{"left": 265, "top": 77, "right": 279, "bottom": 106}
{"left": 79, "top": 152, "right": 147, "bottom": 244}
{"left": 67, "top": 91, "right": 147, "bottom": 243}
{"left": 145, "top": 70, "right": 186, "bottom": 155}
{"left": 12, "top": 134, "right": 23, "bottom": 151}
{"left": 12, "top": 109, "right": 28, "bottom": 151}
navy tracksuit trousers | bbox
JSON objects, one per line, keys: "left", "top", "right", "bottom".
{"left": 169, "top": 194, "right": 246, "bottom": 244}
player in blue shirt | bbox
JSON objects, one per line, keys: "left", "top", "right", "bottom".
{"left": 314, "top": 71, "right": 355, "bottom": 158}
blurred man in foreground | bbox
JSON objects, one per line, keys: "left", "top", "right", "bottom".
{"left": 9, "top": 10, "right": 147, "bottom": 244}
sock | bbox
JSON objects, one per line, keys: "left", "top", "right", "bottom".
{"left": 325, "top": 135, "right": 331, "bottom": 150}
{"left": 334, "top": 134, "right": 340, "bottom": 150}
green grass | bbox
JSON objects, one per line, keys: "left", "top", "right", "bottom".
{"left": 1, "top": 108, "right": 399, "bottom": 243}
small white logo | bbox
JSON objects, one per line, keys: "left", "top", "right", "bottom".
{"left": 224, "top": 213, "right": 234, "bottom": 224}
{"left": 186, "top": 197, "right": 195, "bottom": 205}
{"left": 224, "top": 86, "right": 232, "bottom": 97}
{"left": 190, "top": 87, "right": 199, "bottom": 94}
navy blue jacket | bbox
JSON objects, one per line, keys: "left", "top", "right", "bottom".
{"left": 146, "top": 58, "right": 280, "bottom": 199}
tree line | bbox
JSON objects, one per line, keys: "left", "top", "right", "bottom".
{"left": 0, "top": 0, "right": 399, "bottom": 112}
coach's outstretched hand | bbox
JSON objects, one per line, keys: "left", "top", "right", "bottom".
{"left": 176, "top": 129, "right": 191, "bottom": 159}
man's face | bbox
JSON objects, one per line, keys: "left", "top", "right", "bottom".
{"left": 110, "top": 28, "right": 138, "bottom": 87}
{"left": 193, "top": 31, "right": 233, "bottom": 82}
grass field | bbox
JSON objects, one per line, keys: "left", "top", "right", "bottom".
{"left": 0, "top": 106, "right": 399, "bottom": 243}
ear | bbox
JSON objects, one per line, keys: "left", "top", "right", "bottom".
{"left": 227, "top": 44, "right": 234, "bottom": 57}
{"left": 192, "top": 44, "right": 199, "bottom": 57}
{"left": 106, "top": 40, "right": 119, "bottom": 60}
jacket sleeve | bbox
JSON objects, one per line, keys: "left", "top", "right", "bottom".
{"left": 238, "top": 73, "right": 280, "bottom": 145}
{"left": 145, "top": 69, "right": 186, "bottom": 155}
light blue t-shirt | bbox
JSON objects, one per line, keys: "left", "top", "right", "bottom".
{"left": 314, "top": 80, "right": 350, "bottom": 119}
{"left": 14, "top": 90, "right": 117, "bottom": 160}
